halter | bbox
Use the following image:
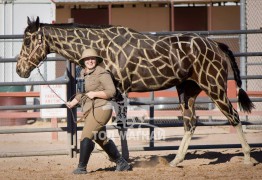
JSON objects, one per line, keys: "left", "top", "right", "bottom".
{"left": 24, "top": 28, "right": 78, "bottom": 123}
{"left": 26, "top": 28, "right": 44, "bottom": 68}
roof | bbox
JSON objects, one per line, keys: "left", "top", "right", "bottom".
{"left": 52, "top": 0, "right": 169, "bottom": 2}
{"left": 52, "top": 0, "right": 240, "bottom": 4}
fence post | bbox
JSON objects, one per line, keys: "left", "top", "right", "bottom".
{"left": 66, "top": 61, "right": 77, "bottom": 158}
{"left": 149, "top": 92, "right": 155, "bottom": 147}
{"left": 228, "top": 80, "right": 237, "bottom": 133}
{"left": 51, "top": 118, "right": 58, "bottom": 140}
{"left": 114, "top": 94, "right": 129, "bottom": 160}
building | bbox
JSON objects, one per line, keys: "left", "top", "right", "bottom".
{"left": 1, "top": 0, "right": 261, "bottom": 93}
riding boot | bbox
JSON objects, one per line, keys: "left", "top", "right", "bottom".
{"left": 73, "top": 138, "right": 95, "bottom": 174}
{"left": 102, "top": 139, "right": 131, "bottom": 171}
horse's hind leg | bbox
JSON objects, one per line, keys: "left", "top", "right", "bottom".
{"left": 235, "top": 123, "right": 253, "bottom": 164}
{"left": 170, "top": 81, "right": 202, "bottom": 167}
{"left": 205, "top": 88, "right": 253, "bottom": 165}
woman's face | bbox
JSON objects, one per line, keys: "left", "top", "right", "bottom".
{"left": 84, "top": 57, "right": 97, "bottom": 70}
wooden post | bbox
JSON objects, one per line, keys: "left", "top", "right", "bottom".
{"left": 51, "top": 118, "right": 58, "bottom": 140}
{"left": 108, "top": 3, "right": 112, "bottom": 25}
{"left": 227, "top": 80, "right": 237, "bottom": 133}
{"left": 207, "top": 4, "right": 212, "bottom": 31}
{"left": 170, "top": 1, "right": 174, "bottom": 31}
{"left": 113, "top": 94, "right": 129, "bottom": 160}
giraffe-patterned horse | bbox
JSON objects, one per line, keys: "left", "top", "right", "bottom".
{"left": 16, "top": 17, "right": 255, "bottom": 166}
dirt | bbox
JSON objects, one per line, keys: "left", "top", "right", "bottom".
{"left": 0, "top": 122, "right": 262, "bottom": 180}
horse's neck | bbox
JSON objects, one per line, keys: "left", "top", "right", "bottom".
{"left": 42, "top": 25, "right": 161, "bottom": 71}
{"left": 43, "top": 26, "right": 106, "bottom": 63}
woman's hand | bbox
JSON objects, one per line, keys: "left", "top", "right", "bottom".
{"left": 86, "top": 91, "right": 96, "bottom": 99}
{"left": 66, "top": 98, "right": 79, "bottom": 108}
{"left": 66, "top": 101, "right": 73, "bottom": 109}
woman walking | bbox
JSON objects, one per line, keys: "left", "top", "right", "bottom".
{"left": 67, "top": 49, "right": 130, "bottom": 174}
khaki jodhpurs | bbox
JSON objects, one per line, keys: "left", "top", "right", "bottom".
{"left": 81, "top": 105, "right": 112, "bottom": 147}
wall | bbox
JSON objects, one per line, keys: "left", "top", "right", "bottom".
{"left": 53, "top": 2, "right": 241, "bottom": 80}
{"left": 54, "top": 3, "right": 170, "bottom": 77}
{"left": 0, "top": 0, "right": 55, "bottom": 83}
{"left": 55, "top": 5, "right": 71, "bottom": 78}
{"left": 56, "top": 5, "right": 71, "bottom": 23}
{"left": 72, "top": 8, "right": 109, "bottom": 25}
{"left": 174, "top": 6, "right": 207, "bottom": 31}
{"left": 209, "top": 6, "right": 240, "bottom": 30}
{"left": 111, "top": 5, "right": 170, "bottom": 32}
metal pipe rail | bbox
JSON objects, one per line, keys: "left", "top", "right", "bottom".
{"left": 1, "top": 29, "right": 262, "bottom": 40}
{"left": 145, "top": 29, "right": 262, "bottom": 36}
{"left": 0, "top": 78, "right": 69, "bottom": 86}
{"left": 1, "top": 52, "right": 262, "bottom": 63}
{"left": 0, "top": 34, "right": 23, "bottom": 39}
{"left": 0, "top": 104, "right": 65, "bottom": 110}
{"left": 0, "top": 57, "right": 66, "bottom": 63}
{"left": 125, "top": 143, "right": 262, "bottom": 152}
{"left": 1, "top": 97, "right": 261, "bottom": 110}
{"left": 129, "top": 98, "right": 262, "bottom": 106}
{"left": 234, "top": 52, "right": 262, "bottom": 57}
{"left": 1, "top": 120, "right": 262, "bottom": 134}
{"left": 1, "top": 143, "right": 261, "bottom": 158}
{"left": 4, "top": 28, "right": 259, "bottom": 39}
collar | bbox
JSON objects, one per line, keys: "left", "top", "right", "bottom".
{"left": 84, "top": 67, "right": 96, "bottom": 76}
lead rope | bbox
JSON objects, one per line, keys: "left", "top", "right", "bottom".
{"left": 35, "top": 64, "right": 78, "bottom": 124}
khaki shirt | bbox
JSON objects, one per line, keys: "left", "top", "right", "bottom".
{"left": 75, "top": 65, "right": 116, "bottom": 112}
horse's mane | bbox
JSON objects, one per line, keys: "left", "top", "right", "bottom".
{"left": 41, "top": 23, "right": 114, "bottom": 29}
{"left": 24, "top": 19, "right": 141, "bottom": 34}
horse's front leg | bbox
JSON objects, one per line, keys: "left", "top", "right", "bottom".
{"left": 170, "top": 98, "right": 197, "bottom": 167}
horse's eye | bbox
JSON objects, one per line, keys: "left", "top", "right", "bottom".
{"left": 24, "top": 38, "right": 30, "bottom": 46}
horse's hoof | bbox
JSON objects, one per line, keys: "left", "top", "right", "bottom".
{"left": 244, "top": 157, "right": 257, "bottom": 166}
{"left": 169, "top": 162, "right": 176, "bottom": 167}
{"left": 244, "top": 159, "right": 256, "bottom": 166}
{"left": 169, "top": 160, "right": 179, "bottom": 167}
{"left": 244, "top": 161, "right": 254, "bottom": 166}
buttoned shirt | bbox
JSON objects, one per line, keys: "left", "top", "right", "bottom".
{"left": 75, "top": 65, "right": 116, "bottom": 112}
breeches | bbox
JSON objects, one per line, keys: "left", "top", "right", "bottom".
{"left": 81, "top": 106, "right": 112, "bottom": 147}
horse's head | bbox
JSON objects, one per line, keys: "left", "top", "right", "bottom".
{"left": 16, "top": 17, "right": 49, "bottom": 78}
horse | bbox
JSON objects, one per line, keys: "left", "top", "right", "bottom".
{"left": 16, "top": 17, "right": 255, "bottom": 166}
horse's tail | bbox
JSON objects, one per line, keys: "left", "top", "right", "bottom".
{"left": 218, "top": 42, "right": 255, "bottom": 113}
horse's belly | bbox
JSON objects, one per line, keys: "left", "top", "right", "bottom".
{"left": 130, "top": 77, "right": 182, "bottom": 92}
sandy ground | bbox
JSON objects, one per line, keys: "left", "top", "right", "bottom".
{"left": 0, "top": 121, "right": 262, "bottom": 180}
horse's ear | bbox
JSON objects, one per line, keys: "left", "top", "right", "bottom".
{"left": 35, "top": 16, "right": 40, "bottom": 28}
{"left": 27, "top": 16, "right": 31, "bottom": 25}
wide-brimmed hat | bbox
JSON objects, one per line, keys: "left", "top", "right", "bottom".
{"left": 78, "top": 49, "right": 103, "bottom": 67}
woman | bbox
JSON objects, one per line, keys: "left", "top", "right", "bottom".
{"left": 67, "top": 49, "right": 130, "bottom": 174}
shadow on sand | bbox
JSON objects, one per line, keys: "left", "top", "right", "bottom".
{"left": 89, "top": 148, "right": 261, "bottom": 172}
{"left": 130, "top": 148, "right": 262, "bottom": 168}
